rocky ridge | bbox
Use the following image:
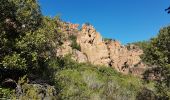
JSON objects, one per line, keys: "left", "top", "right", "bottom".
{"left": 57, "top": 22, "right": 147, "bottom": 76}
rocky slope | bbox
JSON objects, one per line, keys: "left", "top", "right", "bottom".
{"left": 57, "top": 22, "right": 147, "bottom": 76}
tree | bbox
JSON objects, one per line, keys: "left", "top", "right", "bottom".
{"left": 0, "top": 0, "right": 63, "bottom": 81}
{"left": 142, "top": 26, "right": 170, "bottom": 99}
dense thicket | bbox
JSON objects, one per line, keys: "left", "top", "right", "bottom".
{"left": 0, "top": 0, "right": 42, "bottom": 77}
{"left": 0, "top": 0, "right": 63, "bottom": 98}
{"left": 0, "top": 0, "right": 63, "bottom": 79}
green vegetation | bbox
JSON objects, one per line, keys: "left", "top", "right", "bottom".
{"left": 103, "top": 37, "right": 116, "bottom": 42}
{"left": 0, "top": 87, "right": 14, "bottom": 99}
{"left": 54, "top": 56, "right": 155, "bottom": 100}
{"left": 0, "top": 0, "right": 169, "bottom": 99}
{"left": 0, "top": 0, "right": 64, "bottom": 79}
{"left": 69, "top": 35, "right": 81, "bottom": 51}
{"left": 129, "top": 41, "right": 150, "bottom": 50}
{"left": 128, "top": 26, "right": 170, "bottom": 99}
{"left": 0, "top": 0, "right": 62, "bottom": 99}
{"left": 56, "top": 66, "right": 140, "bottom": 99}
{"left": 141, "top": 26, "right": 170, "bottom": 99}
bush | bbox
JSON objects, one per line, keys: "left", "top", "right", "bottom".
{"left": 103, "top": 38, "right": 116, "bottom": 42}
{"left": 0, "top": 87, "right": 14, "bottom": 99}
{"left": 136, "top": 88, "right": 157, "bottom": 100}
{"left": 69, "top": 35, "right": 81, "bottom": 51}
{"left": 129, "top": 41, "right": 150, "bottom": 50}
{"left": 53, "top": 57, "right": 150, "bottom": 100}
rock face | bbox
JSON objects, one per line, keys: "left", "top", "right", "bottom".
{"left": 77, "top": 24, "right": 111, "bottom": 66}
{"left": 72, "top": 50, "right": 88, "bottom": 63}
{"left": 106, "top": 41, "right": 144, "bottom": 74}
{"left": 57, "top": 22, "right": 147, "bottom": 75}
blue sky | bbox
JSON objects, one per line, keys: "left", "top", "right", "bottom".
{"left": 39, "top": 0, "right": 170, "bottom": 44}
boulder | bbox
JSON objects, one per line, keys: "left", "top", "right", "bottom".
{"left": 72, "top": 49, "right": 88, "bottom": 63}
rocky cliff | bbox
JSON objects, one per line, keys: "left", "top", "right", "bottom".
{"left": 57, "top": 22, "right": 147, "bottom": 76}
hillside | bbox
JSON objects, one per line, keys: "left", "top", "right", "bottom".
{"left": 0, "top": 17, "right": 155, "bottom": 100}
{"left": 0, "top": 0, "right": 170, "bottom": 100}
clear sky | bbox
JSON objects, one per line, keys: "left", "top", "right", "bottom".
{"left": 39, "top": 0, "right": 170, "bottom": 44}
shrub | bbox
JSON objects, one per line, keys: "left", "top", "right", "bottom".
{"left": 136, "top": 88, "right": 157, "bottom": 100}
{"left": 54, "top": 58, "right": 149, "bottom": 100}
{"left": 129, "top": 41, "right": 150, "bottom": 50}
{"left": 103, "top": 38, "right": 116, "bottom": 42}
{"left": 0, "top": 87, "right": 14, "bottom": 99}
{"left": 69, "top": 35, "right": 81, "bottom": 51}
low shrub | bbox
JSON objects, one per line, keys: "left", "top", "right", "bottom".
{"left": 0, "top": 87, "right": 14, "bottom": 99}
{"left": 54, "top": 58, "right": 149, "bottom": 100}
{"left": 69, "top": 35, "right": 81, "bottom": 51}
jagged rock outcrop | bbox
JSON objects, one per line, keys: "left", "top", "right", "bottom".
{"left": 57, "top": 22, "right": 147, "bottom": 75}
{"left": 106, "top": 41, "right": 145, "bottom": 74}
{"left": 77, "top": 24, "right": 111, "bottom": 66}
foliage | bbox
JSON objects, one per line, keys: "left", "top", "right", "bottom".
{"left": 130, "top": 40, "right": 150, "bottom": 50}
{"left": 0, "top": 1, "right": 64, "bottom": 99}
{"left": 2, "top": 53, "right": 26, "bottom": 70}
{"left": 11, "top": 76, "right": 57, "bottom": 99}
{"left": 69, "top": 35, "right": 81, "bottom": 51}
{"left": 0, "top": 0, "right": 64, "bottom": 83}
{"left": 142, "top": 26, "right": 170, "bottom": 99}
{"left": 103, "top": 38, "right": 116, "bottom": 42}
{"left": 0, "top": 87, "right": 14, "bottom": 99}
{"left": 0, "top": 0, "right": 42, "bottom": 74}
{"left": 136, "top": 88, "right": 157, "bottom": 100}
{"left": 53, "top": 56, "right": 153, "bottom": 100}
{"left": 0, "top": 0, "right": 42, "bottom": 33}
{"left": 0, "top": 0, "right": 162, "bottom": 99}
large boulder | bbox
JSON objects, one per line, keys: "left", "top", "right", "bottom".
{"left": 72, "top": 49, "right": 88, "bottom": 63}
